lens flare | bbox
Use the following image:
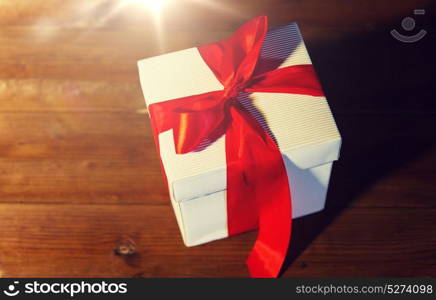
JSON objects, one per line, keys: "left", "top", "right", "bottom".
{"left": 126, "top": 0, "right": 168, "bottom": 14}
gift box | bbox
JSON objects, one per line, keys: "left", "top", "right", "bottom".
{"left": 137, "top": 17, "right": 341, "bottom": 276}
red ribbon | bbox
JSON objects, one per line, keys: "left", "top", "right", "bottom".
{"left": 148, "top": 16, "right": 324, "bottom": 277}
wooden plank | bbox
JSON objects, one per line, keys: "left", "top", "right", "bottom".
{"left": 1, "top": 75, "right": 435, "bottom": 114}
{"left": 0, "top": 113, "right": 434, "bottom": 207}
{"left": 283, "top": 207, "right": 436, "bottom": 277}
{"left": 0, "top": 0, "right": 432, "bottom": 29}
{"left": 1, "top": 1, "right": 434, "bottom": 111}
{"left": 0, "top": 203, "right": 434, "bottom": 277}
{"left": 0, "top": 111, "right": 169, "bottom": 204}
{"left": 0, "top": 79, "right": 145, "bottom": 111}
{"left": 0, "top": 203, "right": 249, "bottom": 277}
{"left": 0, "top": 27, "right": 164, "bottom": 82}
{"left": 1, "top": 31, "right": 434, "bottom": 112}
{"left": 0, "top": 112, "right": 154, "bottom": 161}
{"left": 330, "top": 114, "right": 436, "bottom": 208}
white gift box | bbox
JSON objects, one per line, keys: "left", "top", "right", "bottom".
{"left": 138, "top": 22, "right": 341, "bottom": 247}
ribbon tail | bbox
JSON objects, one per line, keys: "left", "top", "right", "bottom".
{"left": 226, "top": 104, "right": 292, "bottom": 277}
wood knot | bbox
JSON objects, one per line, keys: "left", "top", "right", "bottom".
{"left": 114, "top": 240, "right": 136, "bottom": 256}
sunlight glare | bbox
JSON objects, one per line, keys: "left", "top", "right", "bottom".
{"left": 126, "top": 0, "right": 168, "bottom": 14}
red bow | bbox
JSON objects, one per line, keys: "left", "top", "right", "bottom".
{"left": 148, "top": 16, "right": 323, "bottom": 277}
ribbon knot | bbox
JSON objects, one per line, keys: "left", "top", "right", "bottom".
{"left": 223, "top": 84, "right": 243, "bottom": 100}
{"left": 148, "top": 16, "right": 324, "bottom": 277}
{"left": 223, "top": 76, "right": 250, "bottom": 100}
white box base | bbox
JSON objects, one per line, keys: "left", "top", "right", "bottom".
{"left": 172, "top": 159, "right": 333, "bottom": 247}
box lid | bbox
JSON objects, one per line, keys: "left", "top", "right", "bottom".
{"left": 138, "top": 22, "right": 341, "bottom": 203}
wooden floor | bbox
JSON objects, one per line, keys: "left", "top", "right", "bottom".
{"left": 0, "top": 0, "right": 435, "bottom": 277}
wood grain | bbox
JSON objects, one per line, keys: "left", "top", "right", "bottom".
{"left": 0, "top": 0, "right": 435, "bottom": 277}
{"left": 0, "top": 204, "right": 435, "bottom": 277}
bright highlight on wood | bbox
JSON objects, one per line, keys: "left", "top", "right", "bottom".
{"left": 125, "top": 0, "right": 168, "bottom": 14}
